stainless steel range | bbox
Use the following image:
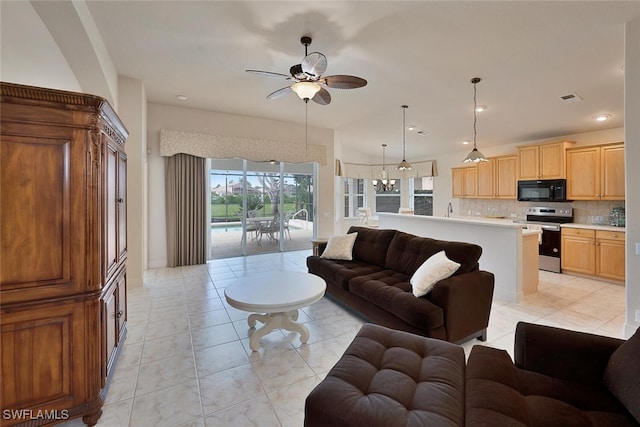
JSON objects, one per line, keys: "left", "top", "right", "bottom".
{"left": 523, "top": 206, "right": 573, "bottom": 273}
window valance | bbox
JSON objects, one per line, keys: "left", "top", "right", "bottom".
{"left": 160, "top": 129, "right": 327, "bottom": 165}
{"left": 341, "top": 160, "right": 437, "bottom": 179}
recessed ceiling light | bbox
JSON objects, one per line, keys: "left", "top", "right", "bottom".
{"left": 462, "top": 140, "right": 471, "bottom": 145}
{"left": 176, "top": 95, "right": 188, "bottom": 101}
{"left": 475, "top": 105, "right": 488, "bottom": 113}
{"left": 407, "top": 125, "right": 416, "bottom": 131}
{"left": 416, "top": 130, "right": 429, "bottom": 136}
{"left": 594, "top": 113, "right": 611, "bottom": 122}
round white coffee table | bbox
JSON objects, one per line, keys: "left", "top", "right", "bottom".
{"left": 224, "top": 271, "right": 326, "bottom": 351}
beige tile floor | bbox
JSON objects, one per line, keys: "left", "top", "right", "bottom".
{"left": 60, "top": 250, "right": 627, "bottom": 427}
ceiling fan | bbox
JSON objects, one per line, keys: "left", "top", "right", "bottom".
{"left": 246, "top": 36, "right": 367, "bottom": 105}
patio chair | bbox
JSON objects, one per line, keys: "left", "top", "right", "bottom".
{"left": 244, "top": 209, "right": 259, "bottom": 241}
{"left": 257, "top": 215, "right": 280, "bottom": 244}
{"left": 282, "top": 211, "right": 294, "bottom": 240}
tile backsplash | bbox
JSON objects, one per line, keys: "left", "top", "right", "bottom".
{"left": 458, "top": 199, "right": 625, "bottom": 225}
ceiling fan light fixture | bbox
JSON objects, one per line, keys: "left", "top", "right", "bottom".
{"left": 397, "top": 105, "right": 412, "bottom": 171}
{"left": 291, "top": 81, "right": 321, "bottom": 100}
{"left": 463, "top": 77, "right": 488, "bottom": 163}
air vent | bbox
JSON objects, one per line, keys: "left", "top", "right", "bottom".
{"left": 560, "top": 93, "right": 583, "bottom": 103}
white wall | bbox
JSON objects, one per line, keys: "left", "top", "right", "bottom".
{"left": 0, "top": 1, "right": 80, "bottom": 91}
{"left": 118, "top": 77, "right": 148, "bottom": 287}
{"left": 146, "top": 103, "right": 335, "bottom": 268}
{"left": 624, "top": 16, "right": 640, "bottom": 337}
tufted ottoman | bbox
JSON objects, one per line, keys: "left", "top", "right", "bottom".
{"left": 304, "top": 323, "right": 465, "bottom": 427}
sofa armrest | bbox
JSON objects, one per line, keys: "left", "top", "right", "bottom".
{"left": 429, "top": 270, "right": 494, "bottom": 343}
{"left": 514, "top": 322, "right": 624, "bottom": 386}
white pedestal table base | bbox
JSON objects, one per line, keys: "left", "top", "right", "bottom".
{"left": 247, "top": 309, "right": 308, "bottom": 351}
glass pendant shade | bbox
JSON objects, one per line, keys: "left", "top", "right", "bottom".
{"left": 291, "top": 81, "right": 321, "bottom": 100}
{"left": 397, "top": 159, "right": 412, "bottom": 170}
{"left": 463, "top": 78, "right": 488, "bottom": 163}
{"left": 463, "top": 147, "right": 488, "bottom": 163}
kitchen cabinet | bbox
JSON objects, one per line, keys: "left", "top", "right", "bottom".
{"left": 566, "top": 143, "right": 625, "bottom": 200}
{"left": 476, "top": 160, "right": 494, "bottom": 198}
{"left": 452, "top": 166, "right": 477, "bottom": 198}
{"left": 0, "top": 83, "right": 128, "bottom": 426}
{"left": 596, "top": 230, "right": 625, "bottom": 282}
{"left": 561, "top": 228, "right": 596, "bottom": 275}
{"left": 561, "top": 227, "right": 625, "bottom": 282}
{"left": 452, "top": 156, "right": 516, "bottom": 199}
{"left": 517, "top": 140, "right": 574, "bottom": 180}
{"left": 495, "top": 156, "right": 517, "bottom": 199}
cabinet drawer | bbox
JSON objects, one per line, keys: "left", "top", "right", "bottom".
{"left": 561, "top": 228, "right": 595, "bottom": 238}
{"left": 596, "top": 230, "right": 625, "bottom": 241}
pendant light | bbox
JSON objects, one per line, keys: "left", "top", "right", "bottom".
{"left": 463, "top": 77, "right": 488, "bottom": 163}
{"left": 397, "top": 105, "right": 412, "bottom": 170}
{"left": 373, "top": 144, "right": 395, "bottom": 192}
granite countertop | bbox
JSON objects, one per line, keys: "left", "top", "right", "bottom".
{"left": 561, "top": 223, "right": 626, "bottom": 232}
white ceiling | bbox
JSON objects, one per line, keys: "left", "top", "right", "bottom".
{"left": 85, "top": 1, "right": 640, "bottom": 163}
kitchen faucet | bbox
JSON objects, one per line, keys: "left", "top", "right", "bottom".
{"left": 446, "top": 202, "right": 453, "bottom": 218}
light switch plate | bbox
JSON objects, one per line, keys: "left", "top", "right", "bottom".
{"left": 636, "top": 309, "right": 640, "bottom": 323}
{"left": 636, "top": 243, "right": 640, "bottom": 256}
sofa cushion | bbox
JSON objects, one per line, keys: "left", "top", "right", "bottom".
{"left": 305, "top": 323, "right": 465, "bottom": 427}
{"left": 348, "top": 272, "right": 444, "bottom": 330}
{"left": 385, "top": 231, "right": 482, "bottom": 276}
{"left": 604, "top": 327, "right": 640, "bottom": 422}
{"left": 320, "top": 232, "right": 358, "bottom": 260}
{"left": 347, "top": 226, "right": 396, "bottom": 266}
{"left": 411, "top": 251, "right": 461, "bottom": 297}
{"left": 307, "top": 256, "right": 384, "bottom": 290}
{"left": 466, "top": 345, "right": 636, "bottom": 427}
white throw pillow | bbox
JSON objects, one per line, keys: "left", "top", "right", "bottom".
{"left": 320, "top": 233, "right": 358, "bottom": 260}
{"left": 410, "top": 251, "right": 460, "bottom": 297}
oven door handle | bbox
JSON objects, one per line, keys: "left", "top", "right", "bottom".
{"left": 540, "top": 225, "right": 561, "bottom": 231}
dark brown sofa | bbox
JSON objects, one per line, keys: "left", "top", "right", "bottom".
{"left": 305, "top": 322, "right": 640, "bottom": 427}
{"left": 307, "top": 226, "right": 495, "bottom": 343}
{"left": 305, "top": 323, "right": 466, "bottom": 427}
{"left": 466, "top": 322, "right": 640, "bottom": 426}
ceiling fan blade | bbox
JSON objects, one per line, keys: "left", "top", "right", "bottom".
{"left": 322, "top": 75, "right": 368, "bottom": 89}
{"left": 266, "top": 86, "right": 292, "bottom": 100}
{"left": 302, "top": 52, "right": 327, "bottom": 79}
{"left": 312, "top": 87, "right": 331, "bottom": 105}
{"left": 246, "top": 70, "right": 290, "bottom": 79}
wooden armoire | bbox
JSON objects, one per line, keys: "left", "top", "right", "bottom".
{"left": 0, "top": 82, "right": 128, "bottom": 426}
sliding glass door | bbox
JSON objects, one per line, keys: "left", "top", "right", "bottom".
{"left": 209, "top": 159, "right": 315, "bottom": 259}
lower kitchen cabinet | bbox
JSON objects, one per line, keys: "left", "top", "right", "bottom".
{"left": 596, "top": 230, "right": 626, "bottom": 282}
{"left": 561, "top": 227, "right": 625, "bottom": 282}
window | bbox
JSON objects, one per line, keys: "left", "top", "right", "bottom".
{"left": 411, "top": 177, "right": 433, "bottom": 216}
{"left": 344, "top": 178, "right": 365, "bottom": 218}
{"left": 375, "top": 180, "right": 401, "bottom": 213}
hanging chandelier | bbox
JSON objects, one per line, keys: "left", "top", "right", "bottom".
{"left": 397, "top": 105, "right": 412, "bottom": 170}
{"left": 373, "top": 144, "right": 395, "bottom": 192}
{"left": 463, "top": 77, "right": 488, "bottom": 163}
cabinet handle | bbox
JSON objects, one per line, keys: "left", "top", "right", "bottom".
{"left": 117, "top": 198, "right": 124, "bottom": 203}
{"left": 117, "top": 310, "right": 124, "bottom": 318}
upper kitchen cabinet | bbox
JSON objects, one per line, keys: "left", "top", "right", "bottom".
{"left": 566, "top": 143, "right": 625, "bottom": 200}
{"left": 517, "top": 140, "right": 575, "bottom": 180}
{"left": 452, "top": 166, "right": 477, "bottom": 198}
{"left": 495, "top": 156, "right": 517, "bottom": 199}
{"left": 476, "top": 160, "right": 495, "bottom": 198}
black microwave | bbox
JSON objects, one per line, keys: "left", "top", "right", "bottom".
{"left": 517, "top": 179, "right": 567, "bottom": 202}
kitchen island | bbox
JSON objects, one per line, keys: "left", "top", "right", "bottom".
{"left": 378, "top": 213, "right": 539, "bottom": 302}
